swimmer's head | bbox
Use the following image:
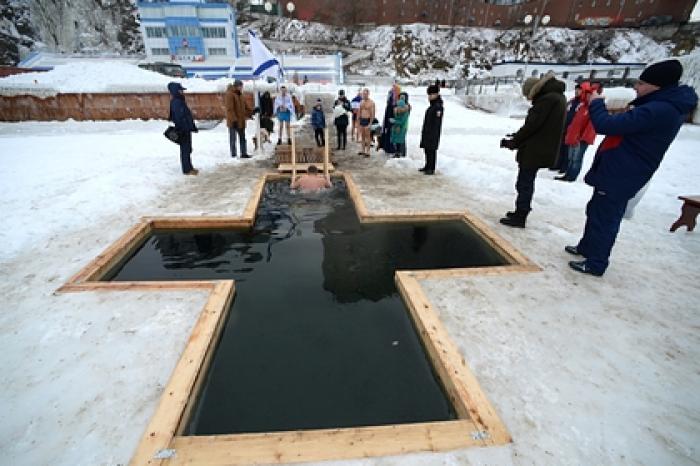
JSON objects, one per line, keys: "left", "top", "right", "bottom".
{"left": 307, "top": 165, "right": 319, "bottom": 174}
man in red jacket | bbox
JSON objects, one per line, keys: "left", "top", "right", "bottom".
{"left": 555, "top": 81, "right": 601, "bottom": 182}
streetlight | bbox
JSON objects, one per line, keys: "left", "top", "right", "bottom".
{"left": 286, "top": 1, "right": 295, "bottom": 18}
{"left": 264, "top": 1, "right": 272, "bottom": 13}
{"left": 522, "top": 13, "right": 550, "bottom": 81}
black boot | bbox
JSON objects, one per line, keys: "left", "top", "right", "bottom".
{"left": 499, "top": 210, "right": 528, "bottom": 228}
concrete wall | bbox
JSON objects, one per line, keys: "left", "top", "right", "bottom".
{"left": 0, "top": 92, "right": 254, "bottom": 122}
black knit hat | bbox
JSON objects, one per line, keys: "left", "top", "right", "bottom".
{"left": 639, "top": 59, "right": 683, "bottom": 88}
{"left": 427, "top": 84, "right": 440, "bottom": 94}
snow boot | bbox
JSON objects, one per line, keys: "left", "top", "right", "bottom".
{"left": 499, "top": 210, "right": 528, "bottom": 228}
{"left": 569, "top": 260, "right": 603, "bottom": 277}
{"left": 565, "top": 245, "right": 583, "bottom": 256}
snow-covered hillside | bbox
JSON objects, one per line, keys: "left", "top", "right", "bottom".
{"left": 0, "top": 0, "right": 142, "bottom": 65}
{"left": 248, "top": 16, "right": 697, "bottom": 80}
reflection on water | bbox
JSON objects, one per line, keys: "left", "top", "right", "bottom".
{"left": 108, "top": 180, "right": 506, "bottom": 435}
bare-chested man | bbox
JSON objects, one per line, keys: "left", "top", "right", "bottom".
{"left": 290, "top": 165, "right": 332, "bottom": 191}
{"left": 358, "top": 88, "right": 375, "bottom": 157}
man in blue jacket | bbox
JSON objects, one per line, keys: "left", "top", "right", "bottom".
{"left": 168, "top": 82, "right": 199, "bottom": 175}
{"left": 566, "top": 59, "right": 698, "bottom": 276}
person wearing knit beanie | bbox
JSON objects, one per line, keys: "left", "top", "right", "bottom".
{"left": 638, "top": 59, "right": 683, "bottom": 88}
{"left": 566, "top": 58, "right": 697, "bottom": 277}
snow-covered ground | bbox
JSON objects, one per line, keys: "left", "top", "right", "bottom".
{"left": 1, "top": 87, "right": 699, "bottom": 466}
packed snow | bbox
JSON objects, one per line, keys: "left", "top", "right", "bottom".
{"left": 1, "top": 85, "right": 699, "bottom": 466}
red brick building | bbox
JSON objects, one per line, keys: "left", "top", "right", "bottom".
{"left": 286, "top": 0, "right": 696, "bottom": 28}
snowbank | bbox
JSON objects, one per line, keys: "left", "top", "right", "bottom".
{"left": 0, "top": 61, "right": 294, "bottom": 96}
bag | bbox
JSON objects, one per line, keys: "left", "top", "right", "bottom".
{"left": 164, "top": 126, "right": 180, "bottom": 144}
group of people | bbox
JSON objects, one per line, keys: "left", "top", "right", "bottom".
{"left": 498, "top": 58, "right": 697, "bottom": 277}
{"left": 167, "top": 58, "right": 696, "bottom": 277}
{"left": 168, "top": 77, "right": 444, "bottom": 177}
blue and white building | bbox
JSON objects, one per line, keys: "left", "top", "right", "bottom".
{"left": 137, "top": 0, "right": 240, "bottom": 63}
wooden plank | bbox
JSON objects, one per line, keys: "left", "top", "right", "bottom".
{"left": 461, "top": 213, "right": 539, "bottom": 269}
{"left": 343, "top": 173, "right": 369, "bottom": 221}
{"left": 129, "top": 281, "right": 235, "bottom": 466}
{"left": 57, "top": 281, "right": 217, "bottom": 293}
{"left": 360, "top": 212, "right": 464, "bottom": 223}
{"left": 394, "top": 272, "right": 511, "bottom": 446}
{"left": 406, "top": 264, "right": 539, "bottom": 280}
{"left": 241, "top": 175, "right": 267, "bottom": 221}
{"left": 147, "top": 218, "right": 253, "bottom": 230}
{"left": 167, "top": 420, "right": 480, "bottom": 466}
{"left": 60, "top": 221, "right": 152, "bottom": 288}
{"left": 278, "top": 163, "right": 335, "bottom": 173}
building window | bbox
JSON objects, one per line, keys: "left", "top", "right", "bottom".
{"left": 167, "top": 25, "right": 200, "bottom": 37}
{"left": 208, "top": 47, "right": 227, "bottom": 56}
{"left": 177, "top": 46, "right": 199, "bottom": 55}
{"left": 151, "top": 47, "right": 170, "bottom": 55}
{"left": 201, "top": 27, "right": 226, "bottom": 38}
{"left": 145, "top": 27, "right": 167, "bottom": 38}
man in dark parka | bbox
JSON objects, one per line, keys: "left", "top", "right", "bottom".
{"left": 419, "top": 84, "right": 444, "bottom": 175}
{"left": 500, "top": 72, "right": 566, "bottom": 227}
{"left": 168, "top": 82, "right": 199, "bottom": 175}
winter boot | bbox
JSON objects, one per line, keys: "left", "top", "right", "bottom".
{"left": 499, "top": 210, "right": 528, "bottom": 228}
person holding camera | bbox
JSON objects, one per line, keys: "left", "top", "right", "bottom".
{"left": 500, "top": 72, "right": 566, "bottom": 227}
{"left": 555, "top": 81, "right": 601, "bottom": 182}
{"left": 566, "top": 59, "right": 697, "bottom": 276}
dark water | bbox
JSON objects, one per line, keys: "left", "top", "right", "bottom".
{"left": 108, "top": 180, "right": 507, "bottom": 435}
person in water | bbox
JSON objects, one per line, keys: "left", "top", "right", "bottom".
{"left": 290, "top": 165, "right": 332, "bottom": 191}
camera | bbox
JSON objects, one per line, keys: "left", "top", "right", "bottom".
{"left": 500, "top": 138, "right": 515, "bottom": 149}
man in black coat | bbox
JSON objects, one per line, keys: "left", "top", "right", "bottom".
{"left": 168, "top": 82, "right": 199, "bottom": 175}
{"left": 500, "top": 72, "right": 566, "bottom": 227}
{"left": 419, "top": 84, "right": 444, "bottom": 175}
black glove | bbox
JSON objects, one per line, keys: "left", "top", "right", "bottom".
{"left": 193, "top": 127, "right": 199, "bottom": 133}
{"left": 500, "top": 138, "right": 515, "bottom": 150}
{"left": 253, "top": 106, "right": 261, "bottom": 114}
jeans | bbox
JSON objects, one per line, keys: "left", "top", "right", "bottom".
{"left": 576, "top": 190, "right": 628, "bottom": 274}
{"left": 314, "top": 128, "right": 325, "bottom": 146}
{"left": 229, "top": 126, "right": 247, "bottom": 157}
{"left": 179, "top": 131, "right": 193, "bottom": 173}
{"left": 514, "top": 166, "right": 539, "bottom": 213}
{"left": 564, "top": 142, "right": 589, "bottom": 181}
{"left": 335, "top": 124, "right": 347, "bottom": 149}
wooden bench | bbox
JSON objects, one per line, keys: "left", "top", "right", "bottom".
{"left": 670, "top": 195, "right": 700, "bottom": 232}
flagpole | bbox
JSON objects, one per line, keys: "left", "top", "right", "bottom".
{"left": 254, "top": 77, "right": 262, "bottom": 155}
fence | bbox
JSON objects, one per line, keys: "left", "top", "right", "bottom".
{"left": 0, "top": 92, "right": 254, "bottom": 121}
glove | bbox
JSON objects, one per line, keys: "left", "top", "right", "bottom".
{"left": 193, "top": 127, "right": 199, "bottom": 133}
{"left": 500, "top": 138, "right": 515, "bottom": 150}
{"left": 389, "top": 118, "right": 395, "bottom": 124}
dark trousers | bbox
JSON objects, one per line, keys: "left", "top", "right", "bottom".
{"left": 335, "top": 124, "right": 347, "bottom": 149}
{"left": 553, "top": 143, "right": 569, "bottom": 171}
{"left": 314, "top": 128, "right": 325, "bottom": 146}
{"left": 229, "top": 126, "right": 247, "bottom": 157}
{"left": 424, "top": 148, "right": 436, "bottom": 171}
{"left": 179, "top": 131, "right": 193, "bottom": 173}
{"left": 514, "top": 166, "right": 539, "bottom": 213}
{"left": 576, "top": 190, "right": 628, "bottom": 274}
{"left": 394, "top": 142, "right": 406, "bottom": 157}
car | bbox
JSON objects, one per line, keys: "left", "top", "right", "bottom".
{"left": 138, "top": 62, "right": 187, "bottom": 78}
